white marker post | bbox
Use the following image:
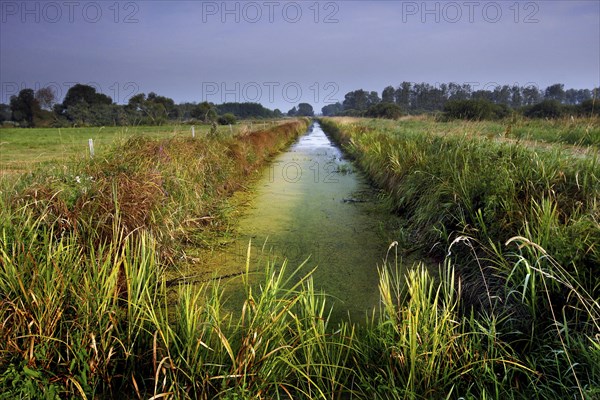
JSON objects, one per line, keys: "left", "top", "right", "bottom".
{"left": 229, "top": 124, "right": 233, "bottom": 133}
{"left": 88, "top": 138, "right": 94, "bottom": 158}
{"left": 192, "top": 126, "right": 195, "bottom": 138}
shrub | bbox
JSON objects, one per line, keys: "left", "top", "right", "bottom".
{"left": 218, "top": 113, "right": 237, "bottom": 125}
{"left": 365, "top": 103, "right": 403, "bottom": 119}
{"left": 577, "top": 99, "right": 599, "bottom": 117}
{"left": 443, "top": 99, "right": 509, "bottom": 120}
{"left": 523, "top": 100, "right": 564, "bottom": 119}
{"left": 340, "top": 109, "right": 364, "bottom": 117}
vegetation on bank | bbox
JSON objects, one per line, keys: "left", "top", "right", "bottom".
{"left": 319, "top": 116, "right": 599, "bottom": 399}
{"left": 318, "top": 116, "right": 599, "bottom": 293}
{"left": 0, "top": 121, "right": 284, "bottom": 173}
{"left": 0, "top": 119, "right": 315, "bottom": 395}
{"left": 1, "top": 116, "right": 599, "bottom": 398}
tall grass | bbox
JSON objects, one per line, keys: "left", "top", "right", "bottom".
{"left": 0, "top": 203, "right": 160, "bottom": 396}
{"left": 319, "top": 117, "right": 599, "bottom": 289}
{"left": 1, "top": 200, "right": 598, "bottom": 398}
{"left": 319, "top": 116, "right": 600, "bottom": 399}
{"left": 3, "top": 119, "right": 310, "bottom": 260}
{"left": 5, "top": 194, "right": 596, "bottom": 398}
{"left": 0, "top": 195, "right": 356, "bottom": 398}
{"left": 1, "top": 117, "right": 598, "bottom": 398}
{"left": 0, "top": 119, "right": 313, "bottom": 397}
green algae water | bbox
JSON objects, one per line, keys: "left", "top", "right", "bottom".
{"left": 202, "top": 122, "right": 398, "bottom": 321}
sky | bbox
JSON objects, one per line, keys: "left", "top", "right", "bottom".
{"left": 1, "top": 0, "right": 599, "bottom": 112}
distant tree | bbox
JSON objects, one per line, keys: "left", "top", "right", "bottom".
{"left": 493, "top": 85, "right": 511, "bottom": 105}
{"left": 147, "top": 92, "right": 178, "bottom": 119}
{"left": 343, "top": 90, "right": 369, "bottom": 111}
{"left": 472, "top": 89, "right": 494, "bottom": 102}
{"left": 544, "top": 84, "right": 565, "bottom": 103}
{"left": 273, "top": 109, "right": 283, "bottom": 118}
{"left": 62, "top": 102, "right": 123, "bottom": 126}
{"left": 126, "top": 93, "right": 146, "bottom": 112}
{"left": 577, "top": 89, "right": 593, "bottom": 103}
{"left": 510, "top": 85, "right": 523, "bottom": 108}
{"left": 35, "top": 87, "right": 56, "bottom": 110}
{"left": 565, "top": 88, "right": 592, "bottom": 105}
{"left": 296, "top": 103, "right": 314, "bottom": 117}
{"left": 367, "top": 91, "right": 381, "bottom": 106}
{"left": 411, "top": 83, "right": 441, "bottom": 111}
{"left": 447, "top": 82, "right": 471, "bottom": 101}
{"left": 522, "top": 85, "right": 541, "bottom": 105}
{"left": 57, "top": 84, "right": 113, "bottom": 125}
{"left": 191, "top": 101, "right": 217, "bottom": 123}
{"left": 124, "top": 92, "right": 179, "bottom": 124}
{"left": 176, "top": 102, "right": 198, "bottom": 120}
{"left": 62, "top": 84, "right": 112, "bottom": 109}
{"left": 10, "top": 88, "right": 42, "bottom": 127}
{"left": 321, "top": 102, "right": 343, "bottom": 116}
{"left": 578, "top": 99, "right": 599, "bottom": 116}
{"left": 394, "top": 82, "right": 412, "bottom": 108}
{"left": 287, "top": 106, "right": 297, "bottom": 116}
{"left": 62, "top": 102, "right": 91, "bottom": 125}
{"left": 426, "top": 86, "right": 446, "bottom": 110}
{"left": 366, "top": 103, "right": 403, "bottom": 119}
{"left": 217, "top": 102, "right": 276, "bottom": 119}
{"left": 565, "top": 89, "right": 579, "bottom": 105}
{"left": 319, "top": 82, "right": 596, "bottom": 116}
{"left": 382, "top": 86, "right": 395, "bottom": 103}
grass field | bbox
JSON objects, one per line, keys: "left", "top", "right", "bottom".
{"left": 0, "top": 121, "right": 284, "bottom": 174}
{"left": 1, "top": 116, "right": 599, "bottom": 398}
{"left": 335, "top": 114, "right": 600, "bottom": 152}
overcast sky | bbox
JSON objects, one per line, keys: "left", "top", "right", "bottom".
{"left": 1, "top": 0, "right": 599, "bottom": 112}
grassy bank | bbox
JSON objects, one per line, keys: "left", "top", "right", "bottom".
{"left": 1, "top": 119, "right": 309, "bottom": 258}
{"left": 318, "top": 117, "right": 599, "bottom": 276}
{"left": 1, "top": 117, "right": 598, "bottom": 398}
{"left": 319, "top": 116, "right": 599, "bottom": 398}
{"left": 0, "top": 121, "right": 285, "bottom": 174}
{"left": 0, "top": 119, "right": 314, "bottom": 397}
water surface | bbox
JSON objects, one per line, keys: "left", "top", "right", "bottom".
{"left": 197, "top": 122, "right": 397, "bottom": 320}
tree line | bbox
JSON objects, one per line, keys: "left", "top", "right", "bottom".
{"left": 322, "top": 82, "right": 599, "bottom": 119}
{"left": 0, "top": 84, "right": 299, "bottom": 128}
{"left": 3, "top": 82, "right": 597, "bottom": 127}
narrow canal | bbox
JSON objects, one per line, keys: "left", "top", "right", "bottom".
{"left": 201, "top": 121, "right": 398, "bottom": 321}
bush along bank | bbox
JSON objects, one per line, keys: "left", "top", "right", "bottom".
{"left": 319, "top": 116, "right": 600, "bottom": 399}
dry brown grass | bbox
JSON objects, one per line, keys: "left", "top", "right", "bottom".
{"left": 8, "top": 119, "right": 310, "bottom": 255}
